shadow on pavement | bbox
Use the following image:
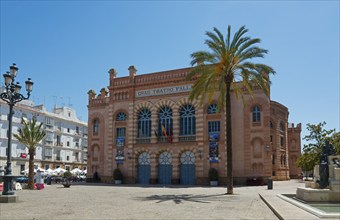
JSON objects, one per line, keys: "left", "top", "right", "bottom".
{"left": 135, "top": 193, "right": 236, "bottom": 204}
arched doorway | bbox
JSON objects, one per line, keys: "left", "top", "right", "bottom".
{"left": 158, "top": 151, "right": 172, "bottom": 184}
{"left": 180, "top": 151, "right": 196, "bottom": 185}
{"left": 137, "top": 152, "right": 151, "bottom": 184}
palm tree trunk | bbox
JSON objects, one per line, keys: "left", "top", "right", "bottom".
{"left": 226, "top": 82, "right": 233, "bottom": 194}
{"left": 28, "top": 149, "right": 35, "bottom": 190}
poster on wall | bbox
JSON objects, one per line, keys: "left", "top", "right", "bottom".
{"left": 209, "top": 132, "right": 219, "bottom": 162}
{"left": 209, "top": 142, "right": 219, "bottom": 162}
{"left": 116, "top": 137, "right": 125, "bottom": 164}
{"left": 117, "top": 137, "right": 125, "bottom": 147}
{"left": 209, "top": 132, "right": 219, "bottom": 142}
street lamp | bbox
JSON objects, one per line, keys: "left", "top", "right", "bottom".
{"left": 0, "top": 63, "right": 33, "bottom": 202}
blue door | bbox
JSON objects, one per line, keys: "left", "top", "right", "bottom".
{"left": 180, "top": 151, "right": 196, "bottom": 185}
{"left": 158, "top": 152, "right": 172, "bottom": 185}
{"left": 137, "top": 152, "right": 151, "bottom": 184}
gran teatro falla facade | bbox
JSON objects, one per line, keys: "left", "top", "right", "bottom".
{"left": 87, "top": 66, "right": 301, "bottom": 185}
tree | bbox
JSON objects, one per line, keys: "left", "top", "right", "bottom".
{"left": 330, "top": 132, "right": 340, "bottom": 155}
{"left": 297, "top": 122, "right": 335, "bottom": 171}
{"left": 14, "top": 118, "right": 46, "bottom": 189}
{"left": 186, "top": 26, "right": 275, "bottom": 194}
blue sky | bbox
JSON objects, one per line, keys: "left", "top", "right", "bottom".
{"left": 1, "top": 1, "right": 339, "bottom": 145}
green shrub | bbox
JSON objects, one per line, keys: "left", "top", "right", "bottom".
{"left": 63, "top": 171, "right": 72, "bottom": 179}
{"left": 209, "top": 168, "right": 218, "bottom": 181}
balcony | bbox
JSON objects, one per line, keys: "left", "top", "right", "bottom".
{"left": 45, "top": 124, "right": 54, "bottom": 131}
{"left": 136, "top": 137, "right": 151, "bottom": 144}
{"left": 179, "top": 135, "right": 196, "bottom": 142}
{"left": 44, "top": 141, "right": 53, "bottom": 146}
{"left": 157, "top": 137, "right": 169, "bottom": 143}
{"left": 74, "top": 131, "right": 82, "bottom": 137}
{"left": 44, "top": 156, "right": 52, "bottom": 161}
{"left": 56, "top": 143, "right": 63, "bottom": 147}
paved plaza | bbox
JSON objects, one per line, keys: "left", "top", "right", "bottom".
{"left": 0, "top": 180, "right": 335, "bottom": 220}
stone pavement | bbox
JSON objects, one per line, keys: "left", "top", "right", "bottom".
{"left": 0, "top": 179, "right": 336, "bottom": 220}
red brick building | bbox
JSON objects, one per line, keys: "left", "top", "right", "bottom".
{"left": 87, "top": 66, "right": 301, "bottom": 185}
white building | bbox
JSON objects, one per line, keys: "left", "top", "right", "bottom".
{"left": 0, "top": 97, "right": 88, "bottom": 176}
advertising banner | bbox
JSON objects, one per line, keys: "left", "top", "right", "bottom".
{"left": 209, "top": 132, "right": 219, "bottom": 142}
{"left": 116, "top": 137, "right": 125, "bottom": 164}
{"left": 117, "top": 137, "right": 125, "bottom": 147}
{"left": 209, "top": 142, "right": 219, "bottom": 162}
{"left": 209, "top": 132, "right": 219, "bottom": 162}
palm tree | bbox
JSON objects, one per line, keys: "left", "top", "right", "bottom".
{"left": 186, "top": 26, "right": 275, "bottom": 194}
{"left": 14, "top": 118, "right": 46, "bottom": 189}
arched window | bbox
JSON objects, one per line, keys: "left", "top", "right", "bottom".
{"left": 93, "top": 119, "right": 99, "bottom": 134}
{"left": 280, "top": 122, "right": 285, "bottom": 132}
{"left": 208, "top": 104, "right": 219, "bottom": 114}
{"left": 138, "top": 108, "right": 151, "bottom": 137}
{"left": 270, "top": 121, "right": 273, "bottom": 129}
{"left": 158, "top": 106, "right": 173, "bottom": 138}
{"left": 180, "top": 105, "right": 196, "bottom": 135}
{"left": 252, "top": 106, "right": 261, "bottom": 122}
{"left": 284, "top": 154, "right": 286, "bottom": 166}
{"left": 116, "top": 112, "right": 126, "bottom": 121}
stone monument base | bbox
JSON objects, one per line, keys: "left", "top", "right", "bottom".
{"left": 296, "top": 187, "right": 340, "bottom": 202}
{"left": 0, "top": 194, "right": 18, "bottom": 203}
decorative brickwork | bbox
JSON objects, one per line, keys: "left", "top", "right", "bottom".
{"left": 87, "top": 66, "right": 301, "bottom": 185}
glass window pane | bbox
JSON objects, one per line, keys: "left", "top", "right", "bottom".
{"left": 179, "top": 105, "right": 195, "bottom": 135}
{"left": 138, "top": 108, "right": 151, "bottom": 137}
{"left": 208, "top": 104, "right": 219, "bottom": 114}
{"left": 116, "top": 112, "right": 126, "bottom": 121}
{"left": 158, "top": 106, "right": 173, "bottom": 137}
{"left": 208, "top": 121, "right": 220, "bottom": 133}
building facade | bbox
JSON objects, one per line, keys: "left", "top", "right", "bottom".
{"left": 0, "top": 95, "right": 88, "bottom": 176}
{"left": 87, "top": 66, "right": 301, "bottom": 185}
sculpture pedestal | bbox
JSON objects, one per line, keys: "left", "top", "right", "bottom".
{"left": 296, "top": 187, "right": 340, "bottom": 202}
{"left": 0, "top": 194, "right": 18, "bottom": 203}
{"left": 297, "top": 160, "right": 340, "bottom": 203}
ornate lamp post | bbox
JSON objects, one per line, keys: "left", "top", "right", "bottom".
{"left": 0, "top": 63, "right": 33, "bottom": 202}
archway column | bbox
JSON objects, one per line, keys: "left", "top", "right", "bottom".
{"left": 150, "top": 153, "right": 157, "bottom": 184}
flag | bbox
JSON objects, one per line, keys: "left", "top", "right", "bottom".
{"left": 167, "top": 126, "right": 173, "bottom": 143}
{"left": 161, "top": 123, "right": 168, "bottom": 139}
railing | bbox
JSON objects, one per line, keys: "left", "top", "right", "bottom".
{"left": 136, "top": 137, "right": 151, "bottom": 144}
{"left": 44, "top": 141, "right": 53, "bottom": 146}
{"left": 179, "top": 135, "right": 196, "bottom": 142}
{"left": 45, "top": 125, "right": 54, "bottom": 130}
{"left": 157, "top": 137, "right": 169, "bottom": 143}
{"left": 44, "top": 156, "right": 52, "bottom": 160}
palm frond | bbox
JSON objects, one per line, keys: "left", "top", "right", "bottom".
{"left": 13, "top": 117, "right": 46, "bottom": 151}
{"left": 188, "top": 25, "right": 275, "bottom": 108}
{"left": 230, "top": 26, "right": 248, "bottom": 49}
{"left": 236, "top": 38, "right": 261, "bottom": 56}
